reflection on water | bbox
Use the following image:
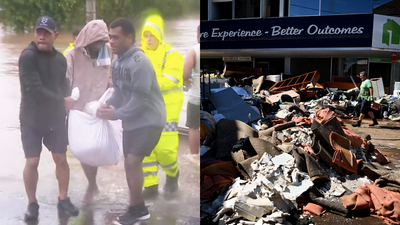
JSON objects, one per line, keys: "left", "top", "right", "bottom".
{"left": 0, "top": 18, "right": 199, "bottom": 77}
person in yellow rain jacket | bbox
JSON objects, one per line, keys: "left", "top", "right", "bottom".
{"left": 141, "top": 14, "right": 184, "bottom": 198}
{"left": 62, "top": 28, "right": 81, "bottom": 56}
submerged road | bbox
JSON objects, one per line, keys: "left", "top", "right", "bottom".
{"left": 0, "top": 18, "right": 200, "bottom": 225}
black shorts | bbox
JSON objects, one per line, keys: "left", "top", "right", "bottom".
{"left": 123, "top": 127, "right": 163, "bottom": 157}
{"left": 185, "top": 102, "right": 200, "bottom": 129}
{"left": 21, "top": 124, "right": 68, "bottom": 158}
{"left": 361, "top": 99, "right": 372, "bottom": 114}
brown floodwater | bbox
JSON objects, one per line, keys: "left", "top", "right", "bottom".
{"left": 0, "top": 18, "right": 200, "bottom": 225}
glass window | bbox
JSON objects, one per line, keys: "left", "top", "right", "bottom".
{"left": 289, "top": 0, "right": 373, "bottom": 17}
{"left": 284, "top": 0, "right": 289, "bottom": 17}
{"left": 211, "top": 1, "right": 232, "bottom": 20}
{"left": 263, "top": 0, "right": 280, "bottom": 18}
{"left": 289, "top": 0, "right": 320, "bottom": 17}
{"left": 320, "top": 0, "right": 373, "bottom": 15}
{"left": 342, "top": 58, "right": 357, "bottom": 76}
{"left": 337, "top": 58, "right": 368, "bottom": 77}
{"left": 290, "top": 58, "right": 331, "bottom": 82}
{"left": 201, "top": 59, "right": 225, "bottom": 74}
{"left": 235, "top": 0, "right": 260, "bottom": 19}
{"left": 255, "top": 58, "right": 285, "bottom": 75}
{"left": 201, "top": 0, "right": 209, "bottom": 21}
{"left": 373, "top": 0, "right": 393, "bottom": 9}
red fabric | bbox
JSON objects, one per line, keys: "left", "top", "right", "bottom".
{"left": 372, "top": 149, "right": 391, "bottom": 164}
{"left": 300, "top": 143, "right": 318, "bottom": 158}
{"left": 272, "top": 119, "right": 285, "bottom": 127}
{"left": 291, "top": 116, "right": 314, "bottom": 125}
{"left": 341, "top": 183, "right": 400, "bottom": 225}
{"left": 200, "top": 161, "right": 240, "bottom": 200}
{"left": 315, "top": 108, "right": 365, "bottom": 147}
{"left": 297, "top": 195, "right": 325, "bottom": 216}
{"left": 315, "top": 108, "right": 336, "bottom": 125}
{"left": 342, "top": 127, "right": 364, "bottom": 147}
{"left": 303, "top": 203, "right": 325, "bottom": 216}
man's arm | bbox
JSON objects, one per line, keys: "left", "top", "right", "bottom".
{"left": 183, "top": 49, "right": 196, "bottom": 89}
{"left": 19, "top": 50, "right": 64, "bottom": 102}
{"left": 369, "top": 87, "right": 374, "bottom": 101}
{"left": 106, "top": 64, "right": 123, "bottom": 109}
{"left": 157, "top": 51, "right": 184, "bottom": 91}
{"left": 113, "top": 58, "right": 153, "bottom": 120}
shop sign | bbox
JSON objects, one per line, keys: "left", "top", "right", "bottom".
{"left": 369, "top": 57, "right": 400, "bottom": 63}
{"left": 201, "top": 14, "right": 373, "bottom": 49}
{"left": 222, "top": 57, "right": 252, "bottom": 62}
{"left": 372, "top": 14, "right": 400, "bottom": 50}
{"left": 392, "top": 52, "right": 397, "bottom": 63}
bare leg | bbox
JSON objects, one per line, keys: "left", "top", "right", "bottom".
{"left": 189, "top": 128, "right": 200, "bottom": 155}
{"left": 359, "top": 114, "right": 365, "bottom": 123}
{"left": 23, "top": 157, "right": 40, "bottom": 203}
{"left": 52, "top": 153, "right": 69, "bottom": 200}
{"left": 124, "top": 154, "right": 145, "bottom": 206}
{"left": 81, "top": 163, "right": 99, "bottom": 204}
{"left": 368, "top": 111, "right": 375, "bottom": 119}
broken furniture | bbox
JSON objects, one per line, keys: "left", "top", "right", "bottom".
{"left": 269, "top": 70, "right": 322, "bottom": 99}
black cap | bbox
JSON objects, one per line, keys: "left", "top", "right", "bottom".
{"left": 35, "top": 16, "right": 57, "bottom": 33}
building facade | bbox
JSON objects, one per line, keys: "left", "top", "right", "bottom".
{"left": 200, "top": 0, "right": 400, "bottom": 93}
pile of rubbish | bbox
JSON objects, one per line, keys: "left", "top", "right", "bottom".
{"left": 200, "top": 83, "right": 400, "bottom": 224}
{"left": 201, "top": 69, "right": 400, "bottom": 121}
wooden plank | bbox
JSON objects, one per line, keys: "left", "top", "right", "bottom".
{"left": 269, "top": 70, "right": 320, "bottom": 93}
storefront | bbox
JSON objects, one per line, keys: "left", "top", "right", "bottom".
{"left": 201, "top": 13, "right": 400, "bottom": 93}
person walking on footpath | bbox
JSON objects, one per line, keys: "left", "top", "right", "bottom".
{"left": 64, "top": 19, "right": 113, "bottom": 204}
{"left": 140, "top": 14, "right": 184, "bottom": 199}
{"left": 183, "top": 25, "right": 200, "bottom": 163}
{"left": 352, "top": 71, "right": 379, "bottom": 127}
{"left": 18, "top": 16, "right": 79, "bottom": 221}
{"left": 96, "top": 18, "right": 165, "bottom": 225}
{"left": 63, "top": 28, "right": 81, "bottom": 56}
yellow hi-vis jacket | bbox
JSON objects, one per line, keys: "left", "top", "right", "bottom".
{"left": 62, "top": 43, "right": 74, "bottom": 56}
{"left": 141, "top": 15, "right": 184, "bottom": 124}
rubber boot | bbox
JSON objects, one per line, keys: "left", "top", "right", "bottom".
{"left": 163, "top": 172, "right": 179, "bottom": 193}
{"left": 352, "top": 120, "right": 361, "bottom": 127}
{"left": 369, "top": 118, "right": 378, "bottom": 126}
{"left": 143, "top": 185, "right": 159, "bottom": 199}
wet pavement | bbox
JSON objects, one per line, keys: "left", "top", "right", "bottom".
{"left": 0, "top": 18, "right": 200, "bottom": 225}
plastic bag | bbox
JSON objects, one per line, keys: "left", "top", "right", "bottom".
{"left": 68, "top": 88, "right": 123, "bottom": 167}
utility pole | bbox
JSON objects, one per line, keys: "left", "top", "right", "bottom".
{"left": 86, "top": 0, "right": 96, "bottom": 23}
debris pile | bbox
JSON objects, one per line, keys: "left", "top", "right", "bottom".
{"left": 200, "top": 77, "right": 400, "bottom": 224}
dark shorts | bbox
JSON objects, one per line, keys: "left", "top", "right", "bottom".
{"left": 361, "top": 99, "right": 372, "bottom": 114}
{"left": 123, "top": 127, "right": 163, "bottom": 157}
{"left": 21, "top": 124, "right": 68, "bottom": 158}
{"left": 185, "top": 102, "right": 200, "bottom": 129}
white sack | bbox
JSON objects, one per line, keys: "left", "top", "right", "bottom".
{"left": 68, "top": 88, "right": 123, "bottom": 167}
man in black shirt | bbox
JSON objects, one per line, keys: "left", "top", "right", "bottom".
{"left": 18, "top": 16, "right": 79, "bottom": 221}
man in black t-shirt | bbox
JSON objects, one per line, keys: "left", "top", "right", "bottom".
{"left": 18, "top": 16, "right": 79, "bottom": 221}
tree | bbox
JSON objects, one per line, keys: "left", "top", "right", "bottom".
{"left": 0, "top": 0, "right": 84, "bottom": 32}
{"left": 0, "top": 0, "right": 199, "bottom": 32}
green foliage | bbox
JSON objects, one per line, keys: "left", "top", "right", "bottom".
{"left": 0, "top": 0, "right": 198, "bottom": 32}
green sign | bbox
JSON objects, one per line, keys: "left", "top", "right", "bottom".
{"left": 383, "top": 19, "right": 400, "bottom": 46}
{"left": 369, "top": 57, "right": 400, "bottom": 63}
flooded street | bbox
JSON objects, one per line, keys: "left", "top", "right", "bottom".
{"left": 0, "top": 18, "right": 200, "bottom": 225}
